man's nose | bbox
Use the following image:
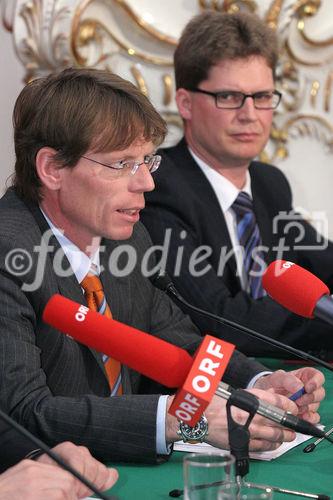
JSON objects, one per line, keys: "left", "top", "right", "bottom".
{"left": 129, "top": 164, "right": 155, "bottom": 193}
{"left": 237, "top": 96, "right": 258, "bottom": 120}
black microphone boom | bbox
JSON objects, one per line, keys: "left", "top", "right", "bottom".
{"left": 0, "top": 408, "right": 111, "bottom": 500}
{"left": 153, "top": 270, "right": 333, "bottom": 372}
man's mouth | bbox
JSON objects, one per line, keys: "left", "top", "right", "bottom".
{"left": 117, "top": 209, "right": 140, "bottom": 215}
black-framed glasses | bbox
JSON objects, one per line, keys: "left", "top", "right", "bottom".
{"left": 189, "top": 88, "right": 282, "bottom": 110}
{"left": 81, "top": 154, "right": 162, "bottom": 175}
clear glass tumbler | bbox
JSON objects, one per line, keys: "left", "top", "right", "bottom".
{"left": 183, "top": 452, "right": 236, "bottom": 500}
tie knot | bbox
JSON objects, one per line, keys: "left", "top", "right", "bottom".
{"left": 81, "top": 273, "right": 103, "bottom": 294}
{"left": 232, "top": 191, "right": 253, "bottom": 217}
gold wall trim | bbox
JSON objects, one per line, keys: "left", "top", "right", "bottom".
{"left": 71, "top": 0, "right": 92, "bottom": 66}
{"left": 113, "top": 0, "right": 177, "bottom": 46}
{"left": 293, "top": 0, "right": 321, "bottom": 17}
{"left": 297, "top": 18, "right": 333, "bottom": 47}
{"left": 199, "top": 0, "right": 222, "bottom": 10}
{"left": 310, "top": 80, "right": 320, "bottom": 107}
{"left": 162, "top": 74, "right": 173, "bottom": 106}
{"left": 71, "top": 1, "right": 173, "bottom": 67}
{"left": 285, "top": 38, "right": 333, "bottom": 66}
{"left": 265, "top": 0, "right": 284, "bottom": 30}
{"left": 324, "top": 71, "right": 333, "bottom": 113}
{"left": 262, "top": 113, "right": 333, "bottom": 163}
{"left": 130, "top": 65, "right": 148, "bottom": 96}
{"left": 2, "top": 2, "right": 13, "bottom": 32}
{"left": 285, "top": 114, "right": 333, "bottom": 135}
{"left": 221, "top": 0, "right": 257, "bottom": 13}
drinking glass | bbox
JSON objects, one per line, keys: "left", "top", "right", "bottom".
{"left": 183, "top": 452, "right": 236, "bottom": 500}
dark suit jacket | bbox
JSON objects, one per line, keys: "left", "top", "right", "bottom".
{"left": 0, "top": 188, "right": 266, "bottom": 470}
{"left": 142, "top": 138, "right": 333, "bottom": 357}
{"left": 0, "top": 421, "right": 40, "bottom": 473}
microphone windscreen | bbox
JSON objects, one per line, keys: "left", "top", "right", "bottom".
{"left": 43, "top": 294, "right": 193, "bottom": 388}
{"left": 262, "top": 260, "right": 329, "bottom": 318}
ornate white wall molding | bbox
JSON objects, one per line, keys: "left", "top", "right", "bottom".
{"left": 264, "top": 0, "right": 333, "bottom": 163}
{"left": 4, "top": 0, "right": 333, "bottom": 151}
{"left": 2, "top": 0, "right": 333, "bottom": 233}
{"left": 2, "top": 0, "right": 78, "bottom": 80}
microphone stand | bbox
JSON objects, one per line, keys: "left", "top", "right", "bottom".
{"left": 169, "top": 392, "right": 330, "bottom": 499}
{"left": 226, "top": 390, "right": 258, "bottom": 480}
{"left": 154, "top": 272, "right": 333, "bottom": 372}
{"left": 225, "top": 393, "right": 330, "bottom": 499}
{"left": 156, "top": 273, "right": 332, "bottom": 498}
{"left": 0, "top": 408, "right": 112, "bottom": 500}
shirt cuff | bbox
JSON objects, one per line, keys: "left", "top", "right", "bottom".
{"left": 246, "top": 371, "right": 272, "bottom": 389}
{"left": 156, "top": 395, "right": 172, "bottom": 455}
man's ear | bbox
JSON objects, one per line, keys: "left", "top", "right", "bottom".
{"left": 176, "top": 88, "right": 193, "bottom": 120}
{"left": 36, "top": 147, "right": 63, "bottom": 191}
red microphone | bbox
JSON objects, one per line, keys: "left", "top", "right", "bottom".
{"left": 43, "top": 295, "right": 192, "bottom": 388}
{"left": 43, "top": 294, "right": 234, "bottom": 426}
{"left": 262, "top": 260, "right": 333, "bottom": 325}
{"left": 43, "top": 294, "right": 331, "bottom": 439}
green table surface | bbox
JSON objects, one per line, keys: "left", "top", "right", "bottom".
{"left": 106, "top": 359, "right": 333, "bottom": 499}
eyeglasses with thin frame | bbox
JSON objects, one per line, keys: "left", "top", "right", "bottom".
{"left": 189, "top": 88, "right": 282, "bottom": 110}
{"left": 81, "top": 154, "right": 162, "bottom": 175}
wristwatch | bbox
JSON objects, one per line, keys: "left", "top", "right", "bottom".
{"left": 177, "top": 415, "right": 209, "bottom": 444}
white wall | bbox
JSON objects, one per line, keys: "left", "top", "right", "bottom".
{"left": 1, "top": 1, "right": 333, "bottom": 239}
{"left": 0, "top": 21, "right": 25, "bottom": 195}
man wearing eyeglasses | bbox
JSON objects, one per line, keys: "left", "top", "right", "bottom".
{"left": 0, "top": 67, "right": 326, "bottom": 467}
{"left": 142, "top": 10, "right": 333, "bottom": 358}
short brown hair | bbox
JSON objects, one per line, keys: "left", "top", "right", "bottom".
{"left": 12, "top": 68, "right": 167, "bottom": 203}
{"left": 174, "top": 11, "right": 278, "bottom": 90}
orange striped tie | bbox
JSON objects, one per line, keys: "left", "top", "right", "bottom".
{"left": 81, "top": 269, "right": 122, "bottom": 395}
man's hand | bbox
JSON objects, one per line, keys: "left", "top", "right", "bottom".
{"left": 36, "top": 441, "right": 118, "bottom": 498}
{"left": 253, "top": 368, "right": 325, "bottom": 423}
{"left": 204, "top": 388, "right": 297, "bottom": 451}
{"left": 166, "top": 389, "right": 297, "bottom": 452}
{"left": 0, "top": 459, "right": 78, "bottom": 500}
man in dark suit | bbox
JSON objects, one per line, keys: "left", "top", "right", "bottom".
{"left": 142, "top": 11, "right": 333, "bottom": 358}
{"left": 0, "top": 67, "right": 325, "bottom": 464}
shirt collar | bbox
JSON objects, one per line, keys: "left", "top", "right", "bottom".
{"left": 188, "top": 147, "right": 252, "bottom": 213}
{"left": 40, "top": 208, "right": 100, "bottom": 283}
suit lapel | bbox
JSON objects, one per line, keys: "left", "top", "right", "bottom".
{"left": 25, "top": 202, "right": 109, "bottom": 379}
{"left": 168, "top": 140, "right": 238, "bottom": 279}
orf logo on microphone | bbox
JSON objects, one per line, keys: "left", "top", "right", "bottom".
{"left": 282, "top": 261, "right": 294, "bottom": 269}
{"left": 75, "top": 304, "right": 89, "bottom": 322}
{"left": 169, "top": 335, "right": 235, "bottom": 426}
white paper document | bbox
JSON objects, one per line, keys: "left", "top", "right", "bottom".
{"left": 174, "top": 432, "right": 313, "bottom": 461}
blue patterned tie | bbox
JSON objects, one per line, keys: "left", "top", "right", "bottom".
{"left": 232, "top": 192, "right": 265, "bottom": 299}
